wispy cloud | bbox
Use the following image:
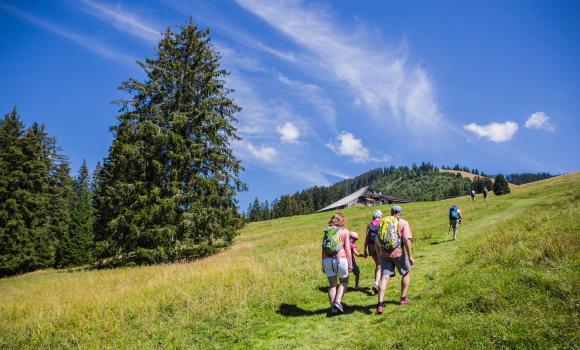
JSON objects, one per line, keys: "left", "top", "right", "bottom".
{"left": 234, "top": 0, "right": 446, "bottom": 135}
{"left": 525, "top": 112, "right": 555, "bottom": 132}
{"left": 277, "top": 74, "right": 336, "bottom": 128}
{"left": 80, "top": 0, "right": 161, "bottom": 43}
{"left": 463, "top": 121, "right": 519, "bottom": 143}
{"left": 0, "top": 3, "right": 134, "bottom": 64}
{"left": 327, "top": 131, "right": 390, "bottom": 163}
{"left": 324, "top": 170, "right": 352, "bottom": 180}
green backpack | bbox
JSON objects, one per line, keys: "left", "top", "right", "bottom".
{"left": 378, "top": 216, "right": 400, "bottom": 251}
{"left": 322, "top": 226, "right": 343, "bottom": 257}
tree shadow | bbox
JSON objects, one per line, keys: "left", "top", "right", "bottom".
{"left": 277, "top": 303, "right": 378, "bottom": 317}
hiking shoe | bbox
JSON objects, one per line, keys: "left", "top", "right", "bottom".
{"left": 400, "top": 296, "right": 409, "bottom": 305}
{"left": 372, "top": 283, "right": 379, "bottom": 294}
{"left": 376, "top": 304, "right": 384, "bottom": 315}
{"left": 333, "top": 301, "right": 344, "bottom": 314}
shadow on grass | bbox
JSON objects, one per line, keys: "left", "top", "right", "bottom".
{"left": 316, "top": 286, "right": 374, "bottom": 296}
{"left": 277, "top": 303, "right": 377, "bottom": 317}
{"left": 430, "top": 239, "right": 451, "bottom": 245}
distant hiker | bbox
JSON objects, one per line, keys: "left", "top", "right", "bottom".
{"left": 375, "top": 205, "right": 414, "bottom": 314}
{"left": 449, "top": 204, "right": 463, "bottom": 240}
{"left": 349, "top": 232, "right": 365, "bottom": 291}
{"left": 321, "top": 212, "right": 353, "bottom": 314}
{"left": 483, "top": 187, "right": 489, "bottom": 200}
{"left": 364, "top": 209, "right": 382, "bottom": 293}
{"left": 470, "top": 190, "right": 476, "bottom": 202}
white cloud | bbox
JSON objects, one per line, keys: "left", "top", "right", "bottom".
{"left": 463, "top": 121, "right": 519, "bottom": 143}
{"left": 327, "top": 132, "right": 370, "bottom": 163}
{"left": 327, "top": 132, "right": 391, "bottom": 163}
{"left": 277, "top": 122, "right": 300, "bottom": 143}
{"left": 0, "top": 3, "right": 134, "bottom": 64}
{"left": 236, "top": 140, "right": 277, "bottom": 163}
{"left": 234, "top": 0, "right": 446, "bottom": 135}
{"left": 81, "top": 0, "right": 161, "bottom": 42}
{"left": 525, "top": 112, "right": 555, "bottom": 132}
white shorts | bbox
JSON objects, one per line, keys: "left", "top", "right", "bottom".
{"left": 322, "top": 257, "right": 349, "bottom": 279}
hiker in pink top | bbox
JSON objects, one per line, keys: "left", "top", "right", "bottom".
{"left": 376, "top": 205, "right": 415, "bottom": 315}
{"left": 349, "top": 232, "right": 366, "bottom": 290}
{"left": 364, "top": 210, "right": 382, "bottom": 293}
{"left": 321, "top": 212, "right": 353, "bottom": 314}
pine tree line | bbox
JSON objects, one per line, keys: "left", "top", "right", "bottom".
{"left": 0, "top": 109, "right": 95, "bottom": 276}
{"left": 506, "top": 172, "right": 554, "bottom": 185}
{"left": 246, "top": 162, "right": 474, "bottom": 222}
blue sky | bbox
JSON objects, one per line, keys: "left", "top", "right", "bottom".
{"left": 1, "top": 0, "right": 579, "bottom": 210}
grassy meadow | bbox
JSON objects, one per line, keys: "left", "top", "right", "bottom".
{"left": 0, "top": 173, "right": 578, "bottom": 349}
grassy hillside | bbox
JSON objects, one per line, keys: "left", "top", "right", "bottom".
{"left": 1, "top": 173, "right": 578, "bottom": 349}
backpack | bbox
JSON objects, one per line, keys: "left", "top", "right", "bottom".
{"left": 368, "top": 221, "right": 380, "bottom": 242}
{"left": 449, "top": 206, "right": 460, "bottom": 220}
{"left": 378, "top": 216, "right": 400, "bottom": 251}
{"left": 322, "top": 226, "right": 343, "bottom": 257}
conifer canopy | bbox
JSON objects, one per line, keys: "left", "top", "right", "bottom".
{"left": 94, "top": 21, "right": 246, "bottom": 265}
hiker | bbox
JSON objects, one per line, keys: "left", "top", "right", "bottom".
{"left": 364, "top": 209, "right": 382, "bottom": 293}
{"left": 483, "top": 186, "right": 489, "bottom": 200}
{"left": 375, "top": 205, "right": 414, "bottom": 314}
{"left": 470, "top": 189, "right": 476, "bottom": 202}
{"left": 321, "top": 212, "right": 353, "bottom": 314}
{"left": 449, "top": 204, "right": 463, "bottom": 240}
{"left": 349, "top": 232, "right": 365, "bottom": 291}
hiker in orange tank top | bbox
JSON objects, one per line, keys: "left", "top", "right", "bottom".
{"left": 375, "top": 205, "right": 415, "bottom": 314}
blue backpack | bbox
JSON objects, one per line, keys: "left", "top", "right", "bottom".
{"left": 449, "top": 206, "right": 460, "bottom": 220}
{"left": 368, "top": 221, "right": 380, "bottom": 242}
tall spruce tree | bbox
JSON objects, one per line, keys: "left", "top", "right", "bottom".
{"left": 61, "top": 160, "right": 95, "bottom": 266}
{"left": 0, "top": 109, "right": 58, "bottom": 275}
{"left": 22, "top": 123, "right": 58, "bottom": 270}
{"left": 0, "top": 109, "right": 28, "bottom": 275}
{"left": 52, "top": 160, "right": 74, "bottom": 267}
{"left": 94, "top": 21, "right": 245, "bottom": 264}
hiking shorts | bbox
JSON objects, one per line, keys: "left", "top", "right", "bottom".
{"left": 380, "top": 255, "right": 410, "bottom": 277}
{"left": 450, "top": 219, "right": 459, "bottom": 230}
{"left": 323, "top": 257, "right": 349, "bottom": 279}
{"left": 352, "top": 262, "right": 360, "bottom": 276}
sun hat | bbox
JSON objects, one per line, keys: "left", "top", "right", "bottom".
{"left": 350, "top": 232, "right": 359, "bottom": 240}
{"left": 391, "top": 205, "right": 403, "bottom": 214}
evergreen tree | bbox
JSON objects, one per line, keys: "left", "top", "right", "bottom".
{"left": 51, "top": 160, "right": 74, "bottom": 267}
{"left": 94, "top": 21, "right": 245, "bottom": 264}
{"left": 248, "top": 198, "right": 262, "bottom": 222}
{"left": 493, "top": 174, "right": 511, "bottom": 196}
{"left": 0, "top": 109, "right": 58, "bottom": 275}
{"left": 61, "top": 160, "right": 95, "bottom": 266}
{"left": 261, "top": 200, "right": 270, "bottom": 221}
{"left": 21, "top": 122, "right": 56, "bottom": 270}
{"left": 0, "top": 109, "right": 28, "bottom": 276}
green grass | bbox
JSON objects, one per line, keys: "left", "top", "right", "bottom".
{"left": 1, "top": 173, "right": 578, "bottom": 349}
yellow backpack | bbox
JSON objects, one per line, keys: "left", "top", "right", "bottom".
{"left": 378, "top": 216, "right": 400, "bottom": 251}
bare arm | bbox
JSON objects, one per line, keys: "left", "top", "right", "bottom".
{"left": 344, "top": 232, "right": 353, "bottom": 271}
{"left": 364, "top": 225, "right": 370, "bottom": 254}
{"left": 353, "top": 245, "right": 365, "bottom": 258}
{"left": 404, "top": 237, "right": 414, "bottom": 265}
